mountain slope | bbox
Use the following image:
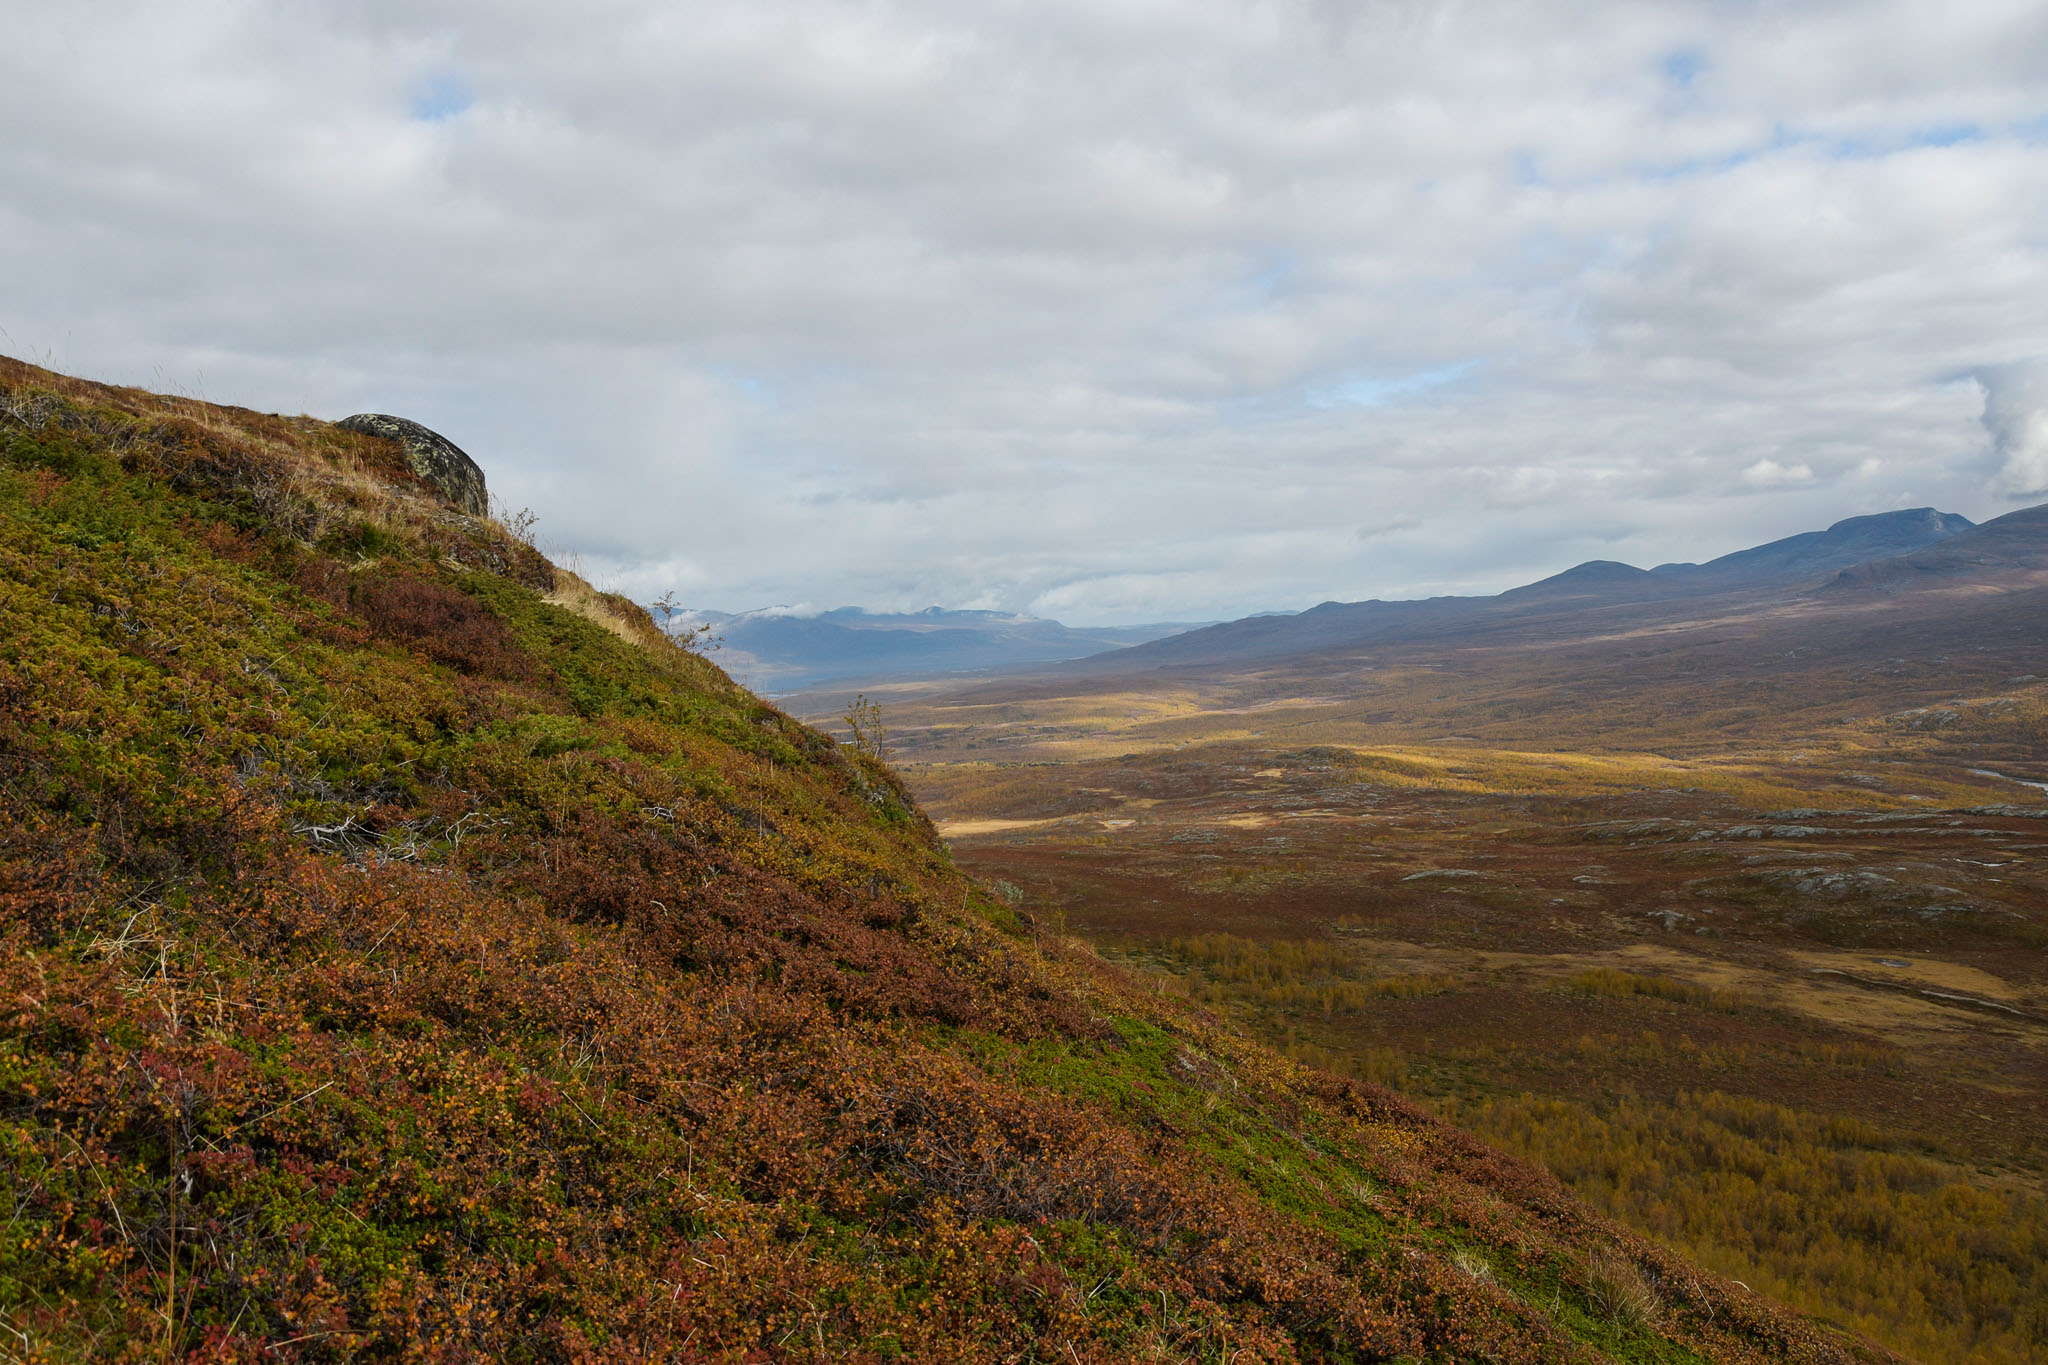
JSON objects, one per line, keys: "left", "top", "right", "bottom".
{"left": 0, "top": 356, "right": 1888, "bottom": 1362}
{"left": 1049, "top": 504, "right": 1996, "bottom": 682}
{"left": 1499, "top": 560, "right": 1666, "bottom": 604}
{"left": 1821, "top": 502, "right": 2048, "bottom": 594}
{"left": 1653, "top": 508, "right": 1974, "bottom": 587}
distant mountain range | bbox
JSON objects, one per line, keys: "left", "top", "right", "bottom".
{"left": 692, "top": 504, "right": 2047, "bottom": 695}
{"left": 1047, "top": 504, "right": 2036, "bottom": 679}
{"left": 1500, "top": 507, "right": 1978, "bottom": 604}
{"left": 686, "top": 607, "right": 1205, "bottom": 692}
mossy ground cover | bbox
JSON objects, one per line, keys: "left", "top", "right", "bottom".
{"left": 0, "top": 358, "right": 1897, "bottom": 1361}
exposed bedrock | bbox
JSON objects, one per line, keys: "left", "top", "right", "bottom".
{"left": 338, "top": 412, "right": 489, "bottom": 517}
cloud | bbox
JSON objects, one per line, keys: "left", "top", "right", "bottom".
{"left": 1742, "top": 458, "right": 1816, "bottom": 488}
{"left": 1357, "top": 516, "right": 1421, "bottom": 541}
{"left": 1976, "top": 360, "right": 2048, "bottom": 497}
{"left": 1, "top": 1, "right": 2046, "bottom": 622}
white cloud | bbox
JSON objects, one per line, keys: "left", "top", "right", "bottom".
{"left": 1977, "top": 359, "right": 2048, "bottom": 497}
{"left": 2, "top": 0, "right": 2046, "bottom": 622}
{"left": 1742, "top": 458, "right": 1817, "bottom": 488}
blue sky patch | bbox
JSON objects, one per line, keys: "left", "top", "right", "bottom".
{"left": 1306, "top": 360, "right": 1479, "bottom": 410}
{"left": 411, "top": 74, "right": 472, "bottom": 123}
{"left": 1906, "top": 123, "right": 1983, "bottom": 149}
{"left": 1662, "top": 49, "right": 1706, "bottom": 91}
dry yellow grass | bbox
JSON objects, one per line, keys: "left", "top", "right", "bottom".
{"left": 543, "top": 571, "right": 659, "bottom": 647}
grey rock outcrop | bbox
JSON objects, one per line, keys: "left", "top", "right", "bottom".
{"left": 337, "top": 413, "right": 488, "bottom": 517}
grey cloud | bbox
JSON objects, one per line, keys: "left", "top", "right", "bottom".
{"left": 1358, "top": 517, "right": 1422, "bottom": 541}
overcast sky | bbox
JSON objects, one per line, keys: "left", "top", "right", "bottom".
{"left": 5, "top": 1, "right": 2047, "bottom": 623}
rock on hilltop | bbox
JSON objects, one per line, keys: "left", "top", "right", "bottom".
{"left": 337, "top": 411, "right": 489, "bottom": 516}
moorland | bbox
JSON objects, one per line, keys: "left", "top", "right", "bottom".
{"left": 796, "top": 509, "right": 2048, "bottom": 1365}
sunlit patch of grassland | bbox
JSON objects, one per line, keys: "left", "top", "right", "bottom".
{"left": 877, "top": 647, "right": 2046, "bottom": 812}
{"left": 909, "top": 733, "right": 2016, "bottom": 818}
{"left": 1321, "top": 741, "right": 2015, "bottom": 807}
{"left": 890, "top": 687, "right": 1223, "bottom": 760}
{"left": 898, "top": 760, "right": 1126, "bottom": 819}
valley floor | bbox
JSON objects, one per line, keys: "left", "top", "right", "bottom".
{"left": 851, "top": 684, "right": 2048, "bottom": 1365}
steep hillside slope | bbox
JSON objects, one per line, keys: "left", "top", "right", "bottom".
{"left": 0, "top": 357, "right": 1890, "bottom": 1363}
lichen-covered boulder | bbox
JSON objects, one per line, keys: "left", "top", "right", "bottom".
{"left": 337, "top": 413, "right": 489, "bottom": 517}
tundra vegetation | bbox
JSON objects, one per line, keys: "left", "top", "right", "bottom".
{"left": 0, "top": 356, "right": 1915, "bottom": 1361}
{"left": 845, "top": 577, "right": 2048, "bottom": 1365}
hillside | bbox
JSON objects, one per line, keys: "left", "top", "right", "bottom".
{"left": 0, "top": 356, "right": 1903, "bottom": 1362}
